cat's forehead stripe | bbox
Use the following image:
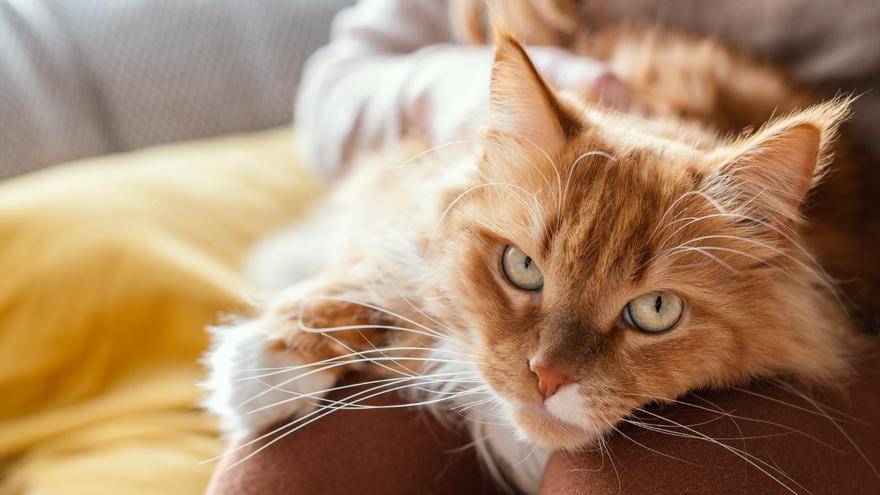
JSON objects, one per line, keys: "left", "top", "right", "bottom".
{"left": 541, "top": 156, "right": 668, "bottom": 284}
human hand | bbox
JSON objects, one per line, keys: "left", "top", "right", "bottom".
{"left": 527, "top": 45, "right": 630, "bottom": 111}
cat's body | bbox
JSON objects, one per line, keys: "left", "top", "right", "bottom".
{"left": 207, "top": 27, "right": 872, "bottom": 493}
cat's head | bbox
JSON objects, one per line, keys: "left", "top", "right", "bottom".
{"left": 428, "top": 32, "right": 855, "bottom": 449}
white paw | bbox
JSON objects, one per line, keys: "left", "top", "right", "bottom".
{"left": 203, "top": 319, "right": 337, "bottom": 440}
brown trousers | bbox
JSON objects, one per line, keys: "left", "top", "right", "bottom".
{"left": 208, "top": 355, "right": 880, "bottom": 494}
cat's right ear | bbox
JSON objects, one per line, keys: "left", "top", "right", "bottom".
{"left": 487, "top": 31, "right": 580, "bottom": 155}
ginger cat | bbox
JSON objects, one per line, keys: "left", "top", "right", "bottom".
{"left": 207, "top": 27, "right": 871, "bottom": 493}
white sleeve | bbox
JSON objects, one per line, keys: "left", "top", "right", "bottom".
{"left": 293, "top": 0, "right": 493, "bottom": 180}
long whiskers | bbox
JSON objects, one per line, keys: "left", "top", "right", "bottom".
{"left": 222, "top": 377, "right": 487, "bottom": 469}
{"left": 626, "top": 392, "right": 843, "bottom": 452}
{"left": 771, "top": 380, "right": 879, "bottom": 480}
{"left": 251, "top": 373, "right": 483, "bottom": 416}
{"left": 428, "top": 181, "right": 542, "bottom": 245}
{"left": 648, "top": 188, "right": 728, "bottom": 243}
{"left": 236, "top": 354, "right": 479, "bottom": 410}
{"left": 245, "top": 371, "right": 479, "bottom": 415}
{"left": 560, "top": 150, "right": 616, "bottom": 226}
{"left": 604, "top": 420, "right": 701, "bottom": 467}
{"left": 379, "top": 139, "right": 483, "bottom": 171}
{"left": 630, "top": 407, "right": 813, "bottom": 495}
{"left": 232, "top": 345, "right": 478, "bottom": 380}
{"left": 292, "top": 294, "right": 470, "bottom": 347}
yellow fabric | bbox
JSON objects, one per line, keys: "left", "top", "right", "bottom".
{"left": 0, "top": 129, "right": 322, "bottom": 494}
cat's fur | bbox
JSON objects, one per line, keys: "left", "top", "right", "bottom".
{"left": 206, "top": 27, "right": 871, "bottom": 493}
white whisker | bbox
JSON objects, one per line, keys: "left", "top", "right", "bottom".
{"left": 236, "top": 355, "right": 479, "bottom": 409}
{"left": 561, "top": 150, "right": 616, "bottom": 217}
{"left": 428, "top": 181, "right": 542, "bottom": 245}
{"left": 632, "top": 407, "right": 813, "bottom": 495}
{"left": 233, "top": 345, "right": 478, "bottom": 380}
{"left": 246, "top": 371, "right": 480, "bottom": 415}
{"left": 379, "top": 139, "right": 482, "bottom": 170}
{"left": 292, "top": 294, "right": 469, "bottom": 346}
{"left": 225, "top": 377, "right": 488, "bottom": 468}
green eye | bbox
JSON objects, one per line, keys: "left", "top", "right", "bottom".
{"left": 624, "top": 291, "right": 684, "bottom": 333}
{"left": 501, "top": 245, "right": 543, "bottom": 291}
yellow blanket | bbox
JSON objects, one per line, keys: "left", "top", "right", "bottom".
{"left": 0, "top": 129, "right": 322, "bottom": 494}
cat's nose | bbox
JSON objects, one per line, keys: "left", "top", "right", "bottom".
{"left": 530, "top": 363, "right": 572, "bottom": 400}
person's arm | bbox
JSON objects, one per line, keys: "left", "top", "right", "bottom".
{"left": 294, "top": 0, "right": 629, "bottom": 181}
{"left": 294, "top": 0, "right": 475, "bottom": 180}
{"left": 205, "top": 374, "right": 505, "bottom": 495}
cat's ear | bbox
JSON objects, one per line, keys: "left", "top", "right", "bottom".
{"left": 709, "top": 99, "right": 851, "bottom": 227}
{"left": 487, "top": 31, "right": 581, "bottom": 153}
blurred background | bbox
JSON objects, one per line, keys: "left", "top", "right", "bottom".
{"left": 0, "top": 0, "right": 352, "bottom": 180}
{"left": 0, "top": 2, "right": 354, "bottom": 493}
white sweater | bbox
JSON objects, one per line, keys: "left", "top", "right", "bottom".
{"left": 294, "top": 0, "right": 491, "bottom": 180}
{"left": 293, "top": 0, "right": 628, "bottom": 180}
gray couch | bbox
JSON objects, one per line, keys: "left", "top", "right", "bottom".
{"left": 0, "top": 0, "right": 353, "bottom": 180}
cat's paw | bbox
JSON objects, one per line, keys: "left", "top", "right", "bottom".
{"left": 204, "top": 319, "right": 337, "bottom": 440}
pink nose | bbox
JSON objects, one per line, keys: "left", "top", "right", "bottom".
{"left": 530, "top": 363, "right": 572, "bottom": 400}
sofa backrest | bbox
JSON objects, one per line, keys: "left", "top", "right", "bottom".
{"left": 0, "top": 0, "right": 354, "bottom": 180}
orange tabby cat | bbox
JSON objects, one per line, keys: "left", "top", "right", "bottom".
{"left": 207, "top": 26, "right": 871, "bottom": 493}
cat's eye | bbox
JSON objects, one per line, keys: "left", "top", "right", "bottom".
{"left": 624, "top": 291, "right": 684, "bottom": 333}
{"left": 501, "top": 245, "right": 543, "bottom": 291}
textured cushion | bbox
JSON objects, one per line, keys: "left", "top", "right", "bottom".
{"left": 0, "top": 0, "right": 353, "bottom": 180}
{"left": 0, "top": 128, "right": 321, "bottom": 494}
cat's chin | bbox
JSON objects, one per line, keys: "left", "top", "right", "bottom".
{"left": 511, "top": 405, "right": 597, "bottom": 450}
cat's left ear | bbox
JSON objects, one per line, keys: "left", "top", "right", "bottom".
{"left": 708, "top": 99, "right": 851, "bottom": 227}
{"left": 487, "top": 31, "right": 581, "bottom": 154}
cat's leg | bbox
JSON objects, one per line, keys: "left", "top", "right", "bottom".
{"left": 206, "top": 272, "right": 417, "bottom": 440}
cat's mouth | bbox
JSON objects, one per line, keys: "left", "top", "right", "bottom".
{"left": 511, "top": 404, "right": 597, "bottom": 450}
{"left": 488, "top": 380, "right": 604, "bottom": 449}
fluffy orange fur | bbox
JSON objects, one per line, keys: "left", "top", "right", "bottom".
{"left": 211, "top": 24, "right": 873, "bottom": 473}
{"left": 417, "top": 30, "right": 862, "bottom": 448}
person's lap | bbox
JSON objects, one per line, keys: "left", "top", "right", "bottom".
{"left": 539, "top": 353, "right": 880, "bottom": 494}
{"left": 209, "top": 355, "right": 880, "bottom": 494}
{"left": 206, "top": 374, "right": 505, "bottom": 495}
